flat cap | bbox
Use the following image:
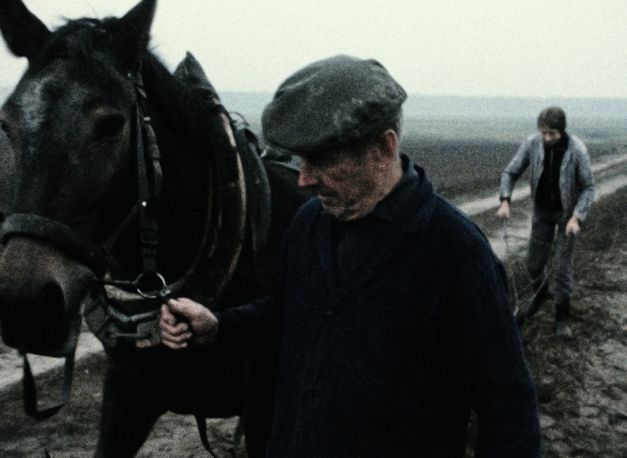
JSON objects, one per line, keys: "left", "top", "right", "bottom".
{"left": 262, "top": 55, "right": 407, "bottom": 153}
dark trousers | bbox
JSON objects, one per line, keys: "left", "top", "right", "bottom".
{"left": 527, "top": 206, "right": 576, "bottom": 320}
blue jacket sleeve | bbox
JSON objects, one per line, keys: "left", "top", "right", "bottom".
{"left": 212, "top": 225, "right": 289, "bottom": 357}
{"left": 213, "top": 294, "right": 281, "bottom": 357}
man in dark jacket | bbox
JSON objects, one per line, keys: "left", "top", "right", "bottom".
{"left": 161, "top": 55, "right": 541, "bottom": 457}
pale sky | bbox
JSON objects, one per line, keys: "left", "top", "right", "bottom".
{"left": 1, "top": 0, "right": 626, "bottom": 98}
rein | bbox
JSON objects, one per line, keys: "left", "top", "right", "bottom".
{"left": 500, "top": 220, "right": 551, "bottom": 324}
{"left": 500, "top": 221, "right": 520, "bottom": 316}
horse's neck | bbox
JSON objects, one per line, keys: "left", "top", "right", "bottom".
{"left": 136, "top": 54, "right": 211, "bottom": 281}
{"left": 142, "top": 54, "right": 195, "bottom": 139}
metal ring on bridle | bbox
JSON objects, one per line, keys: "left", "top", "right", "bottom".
{"left": 134, "top": 272, "right": 169, "bottom": 299}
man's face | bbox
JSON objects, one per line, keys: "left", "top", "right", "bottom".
{"left": 297, "top": 145, "right": 388, "bottom": 221}
{"left": 540, "top": 128, "right": 562, "bottom": 146}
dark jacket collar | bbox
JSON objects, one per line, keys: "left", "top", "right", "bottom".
{"left": 369, "top": 154, "right": 436, "bottom": 233}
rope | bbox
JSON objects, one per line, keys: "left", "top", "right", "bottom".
{"left": 500, "top": 220, "right": 552, "bottom": 322}
{"left": 500, "top": 221, "right": 519, "bottom": 312}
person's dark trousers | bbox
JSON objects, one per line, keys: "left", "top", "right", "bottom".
{"left": 527, "top": 206, "right": 576, "bottom": 321}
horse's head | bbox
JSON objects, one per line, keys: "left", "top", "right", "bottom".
{"left": 0, "top": 0, "right": 158, "bottom": 355}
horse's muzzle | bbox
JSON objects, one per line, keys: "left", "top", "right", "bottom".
{"left": 0, "top": 236, "right": 93, "bottom": 356}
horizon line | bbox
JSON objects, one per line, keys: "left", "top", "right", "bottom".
{"left": 217, "top": 91, "right": 627, "bottom": 101}
{"left": 2, "top": 85, "right": 627, "bottom": 102}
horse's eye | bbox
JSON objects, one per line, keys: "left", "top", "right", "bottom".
{"left": 94, "top": 114, "right": 126, "bottom": 139}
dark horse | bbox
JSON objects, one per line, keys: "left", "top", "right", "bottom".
{"left": 0, "top": 0, "right": 307, "bottom": 456}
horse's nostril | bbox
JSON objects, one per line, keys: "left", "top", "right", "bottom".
{"left": 9, "top": 281, "right": 68, "bottom": 323}
{"left": 0, "top": 280, "right": 71, "bottom": 352}
{"left": 38, "top": 281, "right": 67, "bottom": 315}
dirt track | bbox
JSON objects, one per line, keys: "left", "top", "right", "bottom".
{"left": 1, "top": 164, "right": 626, "bottom": 457}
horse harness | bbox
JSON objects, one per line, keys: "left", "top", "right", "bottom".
{"left": 0, "top": 70, "right": 272, "bottom": 425}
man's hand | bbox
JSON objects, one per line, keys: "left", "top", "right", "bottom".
{"left": 497, "top": 200, "right": 511, "bottom": 219}
{"left": 565, "top": 216, "right": 581, "bottom": 237}
{"left": 160, "top": 297, "right": 219, "bottom": 349}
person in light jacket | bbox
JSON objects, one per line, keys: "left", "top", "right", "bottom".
{"left": 498, "top": 107, "right": 595, "bottom": 337}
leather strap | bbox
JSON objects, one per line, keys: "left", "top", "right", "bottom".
{"left": 131, "top": 73, "right": 160, "bottom": 280}
{"left": 1, "top": 213, "right": 108, "bottom": 276}
{"left": 22, "top": 350, "right": 76, "bottom": 421}
{"left": 194, "top": 414, "right": 218, "bottom": 457}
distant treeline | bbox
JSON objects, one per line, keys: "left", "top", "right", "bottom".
{"left": 2, "top": 86, "right": 625, "bottom": 126}
{"left": 217, "top": 92, "right": 627, "bottom": 122}
{"left": 215, "top": 92, "right": 627, "bottom": 144}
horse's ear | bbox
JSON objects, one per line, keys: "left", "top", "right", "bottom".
{"left": 110, "top": 0, "right": 157, "bottom": 71}
{"left": 173, "top": 52, "right": 220, "bottom": 100}
{"left": 0, "top": 0, "right": 50, "bottom": 59}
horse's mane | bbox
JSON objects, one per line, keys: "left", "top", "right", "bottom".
{"left": 31, "top": 18, "right": 111, "bottom": 71}
{"left": 141, "top": 52, "right": 221, "bottom": 156}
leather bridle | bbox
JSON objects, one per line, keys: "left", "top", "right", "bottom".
{"left": 0, "top": 71, "right": 171, "bottom": 418}
{"left": 0, "top": 65, "right": 262, "bottom": 426}
{"left": 1, "top": 71, "right": 172, "bottom": 342}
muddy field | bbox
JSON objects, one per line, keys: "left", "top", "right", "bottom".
{"left": 520, "top": 190, "right": 627, "bottom": 458}
{"left": 0, "top": 128, "right": 626, "bottom": 456}
{"left": 473, "top": 185, "right": 627, "bottom": 458}
{"left": 403, "top": 116, "right": 627, "bottom": 200}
